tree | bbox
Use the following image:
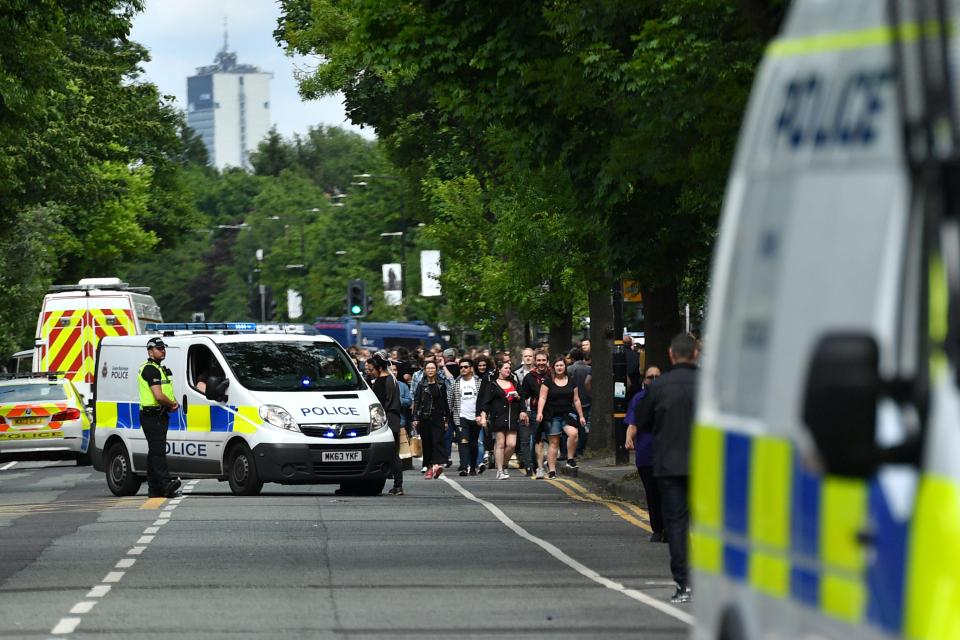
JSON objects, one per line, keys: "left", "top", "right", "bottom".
{"left": 275, "top": 0, "right": 777, "bottom": 449}
{"left": 0, "top": 0, "right": 198, "bottom": 353}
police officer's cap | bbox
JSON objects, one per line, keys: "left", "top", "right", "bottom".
{"left": 146, "top": 337, "right": 167, "bottom": 350}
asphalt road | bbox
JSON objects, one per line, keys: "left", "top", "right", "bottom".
{"left": 0, "top": 459, "right": 691, "bottom": 639}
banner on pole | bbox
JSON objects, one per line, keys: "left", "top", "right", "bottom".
{"left": 382, "top": 263, "right": 402, "bottom": 305}
{"left": 420, "top": 250, "right": 441, "bottom": 297}
{"left": 287, "top": 289, "right": 303, "bottom": 320}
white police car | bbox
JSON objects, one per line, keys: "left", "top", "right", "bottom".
{"left": 91, "top": 323, "right": 394, "bottom": 496}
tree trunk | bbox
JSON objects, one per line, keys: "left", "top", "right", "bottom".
{"left": 641, "top": 279, "right": 682, "bottom": 371}
{"left": 548, "top": 307, "right": 573, "bottom": 355}
{"left": 588, "top": 286, "right": 614, "bottom": 452}
{"left": 505, "top": 307, "right": 527, "bottom": 362}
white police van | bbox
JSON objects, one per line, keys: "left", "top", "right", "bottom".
{"left": 692, "top": 1, "right": 960, "bottom": 639}
{"left": 91, "top": 323, "right": 394, "bottom": 496}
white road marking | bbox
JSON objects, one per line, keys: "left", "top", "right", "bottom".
{"left": 51, "top": 617, "right": 81, "bottom": 634}
{"left": 53, "top": 486, "right": 184, "bottom": 635}
{"left": 189, "top": 479, "right": 199, "bottom": 485}
{"left": 442, "top": 477, "right": 694, "bottom": 625}
{"left": 0, "top": 461, "right": 17, "bottom": 471}
{"left": 86, "top": 585, "right": 111, "bottom": 598}
{"left": 69, "top": 602, "right": 95, "bottom": 614}
{"left": 645, "top": 580, "right": 677, "bottom": 586}
{"left": 169, "top": 499, "right": 182, "bottom": 505}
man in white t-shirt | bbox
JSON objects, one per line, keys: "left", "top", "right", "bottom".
{"left": 448, "top": 357, "right": 484, "bottom": 475}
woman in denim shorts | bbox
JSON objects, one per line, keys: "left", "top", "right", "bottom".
{"left": 536, "top": 357, "right": 586, "bottom": 479}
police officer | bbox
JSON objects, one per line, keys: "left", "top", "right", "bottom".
{"left": 139, "top": 337, "right": 181, "bottom": 498}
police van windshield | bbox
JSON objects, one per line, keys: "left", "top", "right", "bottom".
{"left": 0, "top": 383, "right": 68, "bottom": 402}
{"left": 217, "top": 341, "right": 362, "bottom": 392}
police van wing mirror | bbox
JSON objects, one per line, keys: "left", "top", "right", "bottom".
{"left": 204, "top": 376, "right": 229, "bottom": 403}
{"left": 802, "top": 333, "right": 881, "bottom": 478}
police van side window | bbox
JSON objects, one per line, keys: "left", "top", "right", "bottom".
{"left": 188, "top": 345, "right": 223, "bottom": 391}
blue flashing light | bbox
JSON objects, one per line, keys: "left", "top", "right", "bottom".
{"left": 322, "top": 431, "right": 336, "bottom": 438}
{"left": 347, "top": 431, "right": 357, "bottom": 438}
{"left": 301, "top": 377, "right": 312, "bottom": 387}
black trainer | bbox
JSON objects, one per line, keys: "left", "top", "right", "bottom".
{"left": 670, "top": 586, "right": 692, "bottom": 603}
{"left": 164, "top": 478, "right": 182, "bottom": 498}
{"left": 387, "top": 487, "right": 404, "bottom": 496}
{"left": 567, "top": 458, "right": 578, "bottom": 469}
{"left": 458, "top": 469, "right": 468, "bottom": 476}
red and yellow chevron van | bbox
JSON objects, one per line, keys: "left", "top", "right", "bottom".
{"left": 34, "top": 278, "right": 162, "bottom": 404}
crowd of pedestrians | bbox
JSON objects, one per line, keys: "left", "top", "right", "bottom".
{"left": 353, "top": 332, "right": 698, "bottom": 606}
{"left": 349, "top": 341, "right": 598, "bottom": 483}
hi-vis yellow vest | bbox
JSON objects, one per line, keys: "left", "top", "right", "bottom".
{"left": 138, "top": 361, "right": 172, "bottom": 408}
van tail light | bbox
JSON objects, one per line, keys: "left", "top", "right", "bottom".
{"left": 51, "top": 408, "right": 81, "bottom": 422}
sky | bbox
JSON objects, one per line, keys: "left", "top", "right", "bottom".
{"left": 129, "top": 0, "right": 374, "bottom": 140}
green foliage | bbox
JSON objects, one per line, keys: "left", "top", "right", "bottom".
{"left": 0, "top": 0, "right": 198, "bottom": 355}
{"left": 275, "top": 0, "right": 776, "bottom": 348}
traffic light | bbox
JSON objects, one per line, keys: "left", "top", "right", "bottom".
{"left": 347, "top": 279, "right": 366, "bottom": 317}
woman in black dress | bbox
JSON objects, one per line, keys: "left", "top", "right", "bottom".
{"left": 369, "top": 351, "right": 404, "bottom": 495}
{"left": 480, "top": 361, "right": 529, "bottom": 479}
{"left": 412, "top": 361, "right": 452, "bottom": 479}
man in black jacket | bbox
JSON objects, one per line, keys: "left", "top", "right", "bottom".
{"left": 636, "top": 333, "right": 699, "bottom": 604}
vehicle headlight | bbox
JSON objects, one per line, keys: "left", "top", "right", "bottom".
{"left": 259, "top": 405, "right": 300, "bottom": 432}
{"left": 369, "top": 403, "right": 388, "bottom": 431}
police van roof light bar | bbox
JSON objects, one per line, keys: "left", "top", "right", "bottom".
{"left": 145, "top": 322, "right": 258, "bottom": 335}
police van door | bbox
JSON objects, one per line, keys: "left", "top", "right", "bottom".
{"left": 166, "top": 343, "right": 225, "bottom": 476}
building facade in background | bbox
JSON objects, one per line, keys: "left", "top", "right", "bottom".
{"left": 187, "top": 35, "right": 271, "bottom": 170}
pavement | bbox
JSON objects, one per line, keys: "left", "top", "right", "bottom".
{"left": 558, "top": 450, "right": 646, "bottom": 506}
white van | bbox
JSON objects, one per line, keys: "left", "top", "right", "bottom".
{"left": 35, "top": 278, "right": 162, "bottom": 403}
{"left": 692, "top": 1, "right": 960, "bottom": 639}
{"left": 91, "top": 323, "right": 394, "bottom": 496}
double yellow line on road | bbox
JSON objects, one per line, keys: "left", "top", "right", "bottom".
{"left": 546, "top": 477, "right": 652, "bottom": 532}
{"left": 0, "top": 496, "right": 143, "bottom": 518}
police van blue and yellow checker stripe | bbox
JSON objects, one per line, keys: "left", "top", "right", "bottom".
{"left": 691, "top": 424, "right": 960, "bottom": 639}
{"left": 95, "top": 401, "right": 257, "bottom": 434}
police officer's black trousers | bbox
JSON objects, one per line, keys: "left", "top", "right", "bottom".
{"left": 657, "top": 475, "right": 690, "bottom": 588}
{"left": 140, "top": 411, "right": 171, "bottom": 493}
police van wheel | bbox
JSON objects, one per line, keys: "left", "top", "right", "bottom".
{"left": 227, "top": 444, "right": 263, "bottom": 496}
{"left": 105, "top": 443, "right": 142, "bottom": 497}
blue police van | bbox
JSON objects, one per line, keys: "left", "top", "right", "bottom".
{"left": 310, "top": 318, "right": 443, "bottom": 351}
